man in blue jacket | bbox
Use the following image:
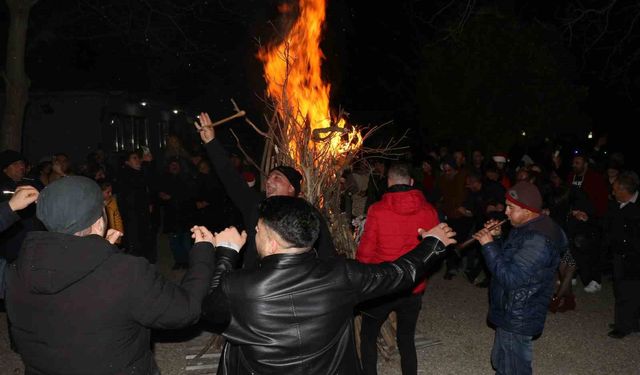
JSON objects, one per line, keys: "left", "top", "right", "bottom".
{"left": 474, "top": 181, "right": 567, "bottom": 375}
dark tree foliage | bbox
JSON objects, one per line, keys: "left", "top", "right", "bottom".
{"left": 417, "top": 8, "right": 589, "bottom": 152}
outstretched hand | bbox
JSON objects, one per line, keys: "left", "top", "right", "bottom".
{"left": 191, "top": 225, "right": 215, "bottom": 246}
{"left": 418, "top": 223, "right": 457, "bottom": 247}
{"left": 194, "top": 112, "right": 215, "bottom": 144}
{"left": 213, "top": 227, "right": 247, "bottom": 252}
{"left": 8, "top": 185, "right": 39, "bottom": 211}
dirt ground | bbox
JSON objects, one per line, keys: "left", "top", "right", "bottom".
{"left": 2, "top": 237, "right": 639, "bottom": 375}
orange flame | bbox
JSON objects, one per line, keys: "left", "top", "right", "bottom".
{"left": 258, "top": 0, "right": 361, "bottom": 163}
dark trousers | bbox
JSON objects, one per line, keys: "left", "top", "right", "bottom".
{"left": 491, "top": 328, "right": 533, "bottom": 375}
{"left": 463, "top": 243, "right": 490, "bottom": 281}
{"left": 572, "top": 233, "right": 601, "bottom": 285}
{"left": 445, "top": 218, "right": 472, "bottom": 274}
{"left": 613, "top": 255, "right": 640, "bottom": 332}
{"left": 360, "top": 293, "right": 422, "bottom": 375}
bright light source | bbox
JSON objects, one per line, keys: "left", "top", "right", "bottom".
{"left": 140, "top": 101, "right": 147, "bottom": 107}
{"left": 521, "top": 131, "right": 526, "bottom": 136}
{"left": 172, "top": 109, "right": 179, "bottom": 114}
{"left": 587, "top": 131, "right": 593, "bottom": 139}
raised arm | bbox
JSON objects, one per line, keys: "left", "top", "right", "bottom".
{"left": 196, "top": 112, "right": 260, "bottom": 220}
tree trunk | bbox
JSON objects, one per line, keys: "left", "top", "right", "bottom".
{"left": 1, "top": 0, "right": 35, "bottom": 151}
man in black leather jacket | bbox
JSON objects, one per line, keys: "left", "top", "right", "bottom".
{"left": 200, "top": 196, "right": 457, "bottom": 374}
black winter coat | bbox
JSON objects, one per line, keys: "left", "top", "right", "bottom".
{"left": 603, "top": 198, "right": 640, "bottom": 279}
{"left": 6, "top": 231, "right": 214, "bottom": 375}
{"left": 201, "top": 236, "right": 447, "bottom": 374}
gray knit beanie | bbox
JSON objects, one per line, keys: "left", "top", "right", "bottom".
{"left": 37, "top": 176, "right": 104, "bottom": 234}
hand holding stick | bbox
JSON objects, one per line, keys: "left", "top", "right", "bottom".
{"left": 455, "top": 219, "right": 507, "bottom": 254}
{"left": 194, "top": 111, "right": 246, "bottom": 144}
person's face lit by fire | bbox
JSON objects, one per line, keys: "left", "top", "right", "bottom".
{"left": 265, "top": 170, "right": 295, "bottom": 198}
{"left": 506, "top": 201, "right": 535, "bottom": 227}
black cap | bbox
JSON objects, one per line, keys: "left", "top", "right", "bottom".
{"left": 270, "top": 166, "right": 303, "bottom": 196}
{"left": 37, "top": 176, "right": 104, "bottom": 234}
{"left": 0, "top": 150, "right": 25, "bottom": 170}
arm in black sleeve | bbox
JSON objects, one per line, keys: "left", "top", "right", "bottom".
{"left": 204, "top": 139, "right": 260, "bottom": 221}
{"left": 0, "top": 201, "right": 20, "bottom": 233}
{"left": 315, "top": 212, "right": 337, "bottom": 259}
{"left": 130, "top": 242, "right": 215, "bottom": 328}
{"left": 201, "top": 246, "right": 239, "bottom": 333}
{"left": 349, "top": 235, "right": 447, "bottom": 302}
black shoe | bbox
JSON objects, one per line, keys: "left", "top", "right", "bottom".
{"left": 609, "top": 323, "right": 640, "bottom": 332}
{"left": 172, "top": 263, "right": 182, "bottom": 270}
{"left": 608, "top": 329, "right": 630, "bottom": 339}
{"left": 463, "top": 270, "right": 476, "bottom": 284}
{"left": 476, "top": 278, "right": 490, "bottom": 288}
{"left": 444, "top": 272, "right": 455, "bottom": 280}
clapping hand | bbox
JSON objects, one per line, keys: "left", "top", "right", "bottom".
{"left": 191, "top": 225, "right": 215, "bottom": 246}
{"left": 212, "top": 226, "right": 247, "bottom": 252}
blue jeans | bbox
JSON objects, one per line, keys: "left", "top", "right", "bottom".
{"left": 491, "top": 328, "right": 533, "bottom": 375}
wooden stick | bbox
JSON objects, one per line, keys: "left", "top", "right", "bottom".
{"left": 454, "top": 220, "right": 507, "bottom": 254}
{"left": 201, "top": 111, "right": 246, "bottom": 128}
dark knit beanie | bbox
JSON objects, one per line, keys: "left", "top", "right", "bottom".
{"left": 0, "top": 150, "right": 25, "bottom": 170}
{"left": 37, "top": 176, "right": 104, "bottom": 234}
{"left": 441, "top": 157, "right": 457, "bottom": 170}
{"left": 270, "top": 166, "right": 303, "bottom": 196}
{"left": 506, "top": 181, "right": 542, "bottom": 213}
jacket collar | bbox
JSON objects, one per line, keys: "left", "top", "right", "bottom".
{"left": 259, "top": 250, "right": 318, "bottom": 269}
{"left": 387, "top": 184, "right": 414, "bottom": 193}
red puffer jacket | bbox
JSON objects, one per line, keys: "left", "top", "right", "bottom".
{"left": 356, "top": 185, "right": 440, "bottom": 293}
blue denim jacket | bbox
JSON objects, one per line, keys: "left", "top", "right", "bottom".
{"left": 482, "top": 215, "right": 568, "bottom": 336}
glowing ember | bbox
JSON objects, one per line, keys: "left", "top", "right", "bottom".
{"left": 258, "top": 0, "right": 362, "bottom": 163}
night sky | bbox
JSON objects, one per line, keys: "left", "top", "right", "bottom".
{"left": 1, "top": 0, "right": 639, "bottom": 162}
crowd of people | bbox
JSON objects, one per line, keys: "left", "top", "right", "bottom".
{"left": 0, "top": 122, "right": 638, "bottom": 374}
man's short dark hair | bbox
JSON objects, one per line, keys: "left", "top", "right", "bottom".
{"left": 467, "top": 171, "right": 483, "bottom": 183}
{"left": 616, "top": 172, "right": 639, "bottom": 194}
{"left": 387, "top": 162, "right": 411, "bottom": 180}
{"left": 258, "top": 196, "right": 320, "bottom": 249}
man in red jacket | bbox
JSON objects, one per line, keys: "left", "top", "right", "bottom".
{"left": 356, "top": 162, "right": 440, "bottom": 375}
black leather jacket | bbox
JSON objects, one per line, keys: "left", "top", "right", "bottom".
{"left": 201, "top": 236, "right": 447, "bottom": 374}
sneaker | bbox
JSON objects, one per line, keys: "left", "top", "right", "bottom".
{"left": 584, "top": 280, "right": 602, "bottom": 293}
